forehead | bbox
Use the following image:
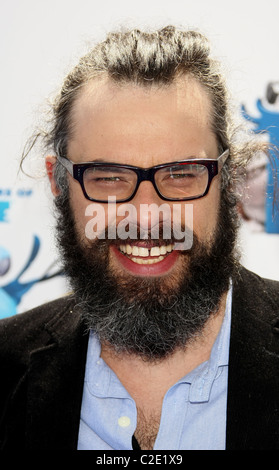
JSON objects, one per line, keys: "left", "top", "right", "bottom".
{"left": 68, "top": 76, "right": 218, "bottom": 164}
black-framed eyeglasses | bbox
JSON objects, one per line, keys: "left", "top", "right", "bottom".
{"left": 57, "top": 150, "right": 229, "bottom": 203}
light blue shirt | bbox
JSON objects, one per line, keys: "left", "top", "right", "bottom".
{"left": 78, "top": 287, "right": 232, "bottom": 450}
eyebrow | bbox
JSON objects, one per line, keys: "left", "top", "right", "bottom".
{"left": 76, "top": 155, "right": 204, "bottom": 165}
{"left": 80, "top": 157, "right": 108, "bottom": 163}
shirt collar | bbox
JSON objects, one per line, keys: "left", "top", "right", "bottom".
{"left": 186, "top": 284, "right": 232, "bottom": 403}
{"left": 84, "top": 334, "right": 131, "bottom": 399}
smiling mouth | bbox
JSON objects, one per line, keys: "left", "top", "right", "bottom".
{"left": 118, "top": 243, "right": 175, "bottom": 264}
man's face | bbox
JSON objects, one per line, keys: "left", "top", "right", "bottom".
{"left": 66, "top": 77, "right": 220, "bottom": 279}
{"left": 47, "top": 77, "right": 237, "bottom": 359}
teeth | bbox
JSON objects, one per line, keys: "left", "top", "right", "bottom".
{"left": 138, "top": 247, "right": 149, "bottom": 257}
{"left": 160, "top": 245, "right": 167, "bottom": 255}
{"left": 119, "top": 243, "right": 174, "bottom": 261}
{"left": 131, "top": 256, "right": 165, "bottom": 264}
{"left": 131, "top": 246, "right": 138, "bottom": 256}
{"left": 150, "top": 246, "right": 160, "bottom": 257}
{"left": 126, "top": 245, "right": 132, "bottom": 255}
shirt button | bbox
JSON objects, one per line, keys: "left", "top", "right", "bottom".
{"left": 118, "top": 416, "right": 131, "bottom": 427}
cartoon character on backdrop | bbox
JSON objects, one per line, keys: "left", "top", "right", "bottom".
{"left": 0, "top": 235, "right": 63, "bottom": 319}
{"left": 237, "top": 152, "right": 268, "bottom": 232}
{"left": 241, "top": 82, "right": 279, "bottom": 233}
{"left": 0, "top": 189, "right": 65, "bottom": 319}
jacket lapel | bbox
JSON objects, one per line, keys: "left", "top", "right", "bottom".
{"left": 226, "top": 268, "right": 279, "bottom": 449}
{"left": 25, "top": 306, "right": 89, "bottom": 450}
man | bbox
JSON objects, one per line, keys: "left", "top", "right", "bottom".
{"left": 1, "top": 26, "right": 279, "bottom": 450}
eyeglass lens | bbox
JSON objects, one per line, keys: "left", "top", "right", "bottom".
{"left": 83, "top": 166, "right": 137, "bottom": 201}
{"left": 155, "top": 163, "right": 208, "bottom": 199}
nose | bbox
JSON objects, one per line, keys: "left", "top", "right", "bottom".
{"left": 121, "top": 180, "right": 171, "bottom": 234}
{"left": 133, "top": 180, "right": 162, "bottom": 204}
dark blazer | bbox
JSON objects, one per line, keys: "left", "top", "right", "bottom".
{"left": 0, "top": 267, "right": 279, "bottom": 450}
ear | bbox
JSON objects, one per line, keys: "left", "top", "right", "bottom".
{"left": 45, "top": 156, "right": 60, "bottom": 196}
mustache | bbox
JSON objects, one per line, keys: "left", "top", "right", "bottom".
{"left": 85, "top": 220, "right": 194, "bottom": 251}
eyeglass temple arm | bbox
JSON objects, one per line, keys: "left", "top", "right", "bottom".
{"left": 57, "top": 155, "right": 74, "bottom": 176}
{"left": 218, "top": 149, "right": 230, "bottom": 171}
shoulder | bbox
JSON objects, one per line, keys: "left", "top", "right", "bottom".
{"left": 231, "top": 266, "right": 279, "bottom": 356}
{"left": 233, "top": 266, "right": 279, "bottom": 318}
{"left": 0, "top": 295, "right": 79, "bottom": 365}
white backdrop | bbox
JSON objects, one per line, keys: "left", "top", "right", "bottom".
{"left": 1, "top": 0, "right": 279, "bottom": 318}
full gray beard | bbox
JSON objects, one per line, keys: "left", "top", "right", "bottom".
{"left": 54, "top": 193, "right": 239, "bottom": 362}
